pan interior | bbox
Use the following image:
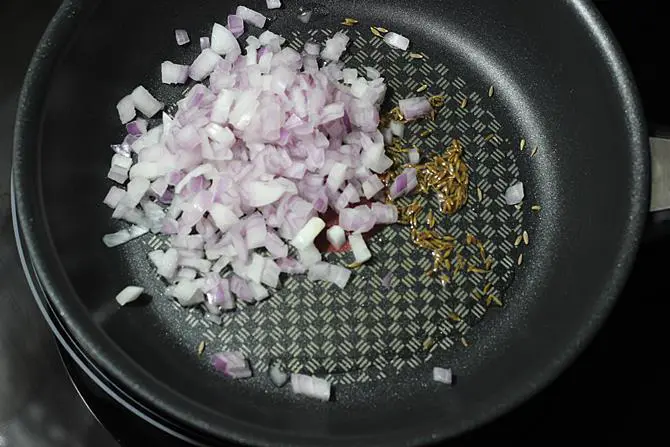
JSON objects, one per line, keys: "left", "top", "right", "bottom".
{"left": 27, "top": 0, "right": 644, "bottom": 443}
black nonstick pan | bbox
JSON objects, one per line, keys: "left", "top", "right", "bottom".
{"left": 12, "top": 0, "right": 648, "bottom": 445}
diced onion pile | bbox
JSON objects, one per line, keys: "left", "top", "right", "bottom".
{"left": 104, "top": 5, "right": 414, "bottom": 320}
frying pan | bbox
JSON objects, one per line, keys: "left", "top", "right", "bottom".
{"left": 12, "top": 0, "right": 648, "bottom": 445}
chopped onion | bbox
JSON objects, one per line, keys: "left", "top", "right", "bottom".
{"left": 131, "top": 86, "right": 163, "bottom": 118}
{"left": 383, "top": 31, "right": 410, "bottom": 51}
{"left": 236, "top": 5, "right": 266, "bottom": 28}
{"left": 365, "top": 66, "right": 381, "bottom": 80}
{"left": 349, "top": 233, "right": 371, "bottom": 264}
{"left": 362, "top": 175, "right": 384, "bottom": 199}
{"left": 103, "top": 186, "right": 126, "bottom": 208}
{"left": 211, "top": 23, "right": 241, "bottom": 58}
{"left": 212, "top": 351, "right": 252, "bottom": 379}
{"left": 408, "top": 147, "right": 420, "bottom": 164}
{"left": 200, "top": 36, "right": 210, "bottom": 50}
{"left": 371, "top": 203, "right": 398, "bottom": 224}
{"left": 269, "top": 359, "right": 289, "bottom": 387}
{"left": 398, "top": 97, "right": 432, "bottom": 120}
{"left": 291, "top": 374, "right": 331, "bottom": 401}
{"left": 326, "top": 162, "right": 348, "bottom": 192}
{"left": 433, "top": 367, "right": 453, "bottom": 385}
{"left": 175, "top": 29, "right": 190, "bottom": 46}
{"left": 304, "top": 41, "right": 320, "bottom": 56}
{"left": 115, "top": 286, "right": 144, "bottom": 306}
{"left": 505, "top": 182, "right": 524, "bottom": 205}
{"left": 298, "top": 244, "right": 321, "bottom": 267}
{"left": 102, "top": 225, "right": 148, "bottom": 247}
{"left": 339, "top": 205, "right": 375, "bottom": 233}
{"left": 308, "top": 262, "right": 351, "bottom": 289}
{"left": 116, "top": 95, "right": 136, "bottom": 125}
{"left": 103, "top": 26, "right": 404, "bottom": 331}
{"left": 321, "top": 32, "right": 350, "bottom": 62}
{"left": 227, "top": 15, "right": 244, "bottom": 38}
{"left": 389, "top": 168, "right": 418, "bottom": 199}
{"left": 326, "top": 225, "right": 346, "bottom": 249}
{"left": 265, "top": 0, "right": 281, "bottom": 9}
{"left": 291, "top": 217, "right": 326, "bottom": 251}
{"left": 297, "top": 8, "right": 312, "bottom": 24}
{"left": 161, "top": 61, "right": 189, "bottom": 84}
{"left": 126, "top": 119, "right": 147, "bottom": 136}
{"left": 390, "top": 120, "right": 405, "bottom": 138}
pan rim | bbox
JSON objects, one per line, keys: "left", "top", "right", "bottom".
{"left": 12, "top": 0, "right": 649, "bottom": 445}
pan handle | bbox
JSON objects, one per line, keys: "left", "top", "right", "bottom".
{"left": 645, "top": 135, "right": 670, "bottom": 242}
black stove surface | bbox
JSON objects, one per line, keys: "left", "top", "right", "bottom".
{"left": 0, "top": 1, "right": 664, "bottom": 445}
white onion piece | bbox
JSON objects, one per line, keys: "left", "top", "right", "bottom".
{"left": 269, "top": 360, "right": 289, "bottom": 387}
{"left": 212, "top": 351, "right": 252, "bottom": 379}
{"left": 150, "top": 248, "right": 179, "bottom": 279}
{"left": 122, "top": 177, "right": 151, "bottom": 208}
{"left": 389, "top": 168, "right": 418, "bottom": 199}
{"left": 326, "top": 225, "right": 346, "bottom": 249}
{"left": 261, "top": 258, "right": 281, "bottom": 288}
{"left": 362, "top": 175, "right": 384, "bottom": 199}
{"left": 102, "top": 225, "right": 148, "bottom": 247}
{"left": 236, "top": 5, "right": 267, "bottom": 28}
{"left": 390, "top": 120, "right": 405, "bottom": 138}
{"left": 304, "top": 41, "right": 320, "bottom": 56}
{"left": 326, "top": 162, "right": 348, "bottom": 192}
{"left": 115, "top": 286, "right": 144, "bottom": 306}
{"left": 200, "top": 36, "right": 210, "bottom": 50}
{"left": 309, "top": 262, "right": 351, "bottom": 289}
{"left": 209, "top": 90, "right": 235, "bottom": 124}
{"left": 131, "top": 86, "right": 164, "bottom": 118}
{"left": 169, "top": 279, "right": 205, "bottom": 306}
{"left": 433, "top": 367, "right": 453, "bottom": 385}
{"left": 291, "top": 217, "right": 326, "bottom": 251}
{"left": 291, "top": 374, "right": 331, "bottom": 401}
{"left": 383, "top": 31, "right": 410, "bottom": 51}
{"left": 209, "top": 203, "right": 239, "bottom": 231}
{"left": 211, "top": 23, "right": 241, "bottom": 58}
{"left": 116, "top": 95, "right": 136, "bottom": 124}
{"left": 382, "top": 127, "right": 393, "bottom": 145}
{"left": 250, "top": 281, "right": 269, "bottom": 300}
{"left": 321, "top": 32, "right": 350, "bottom": 61}
{"left": 175, "top": 29, "right": 190, "bottom": 46}
{"left": 365, "top": 66, "right": 380, "bottom": 80}
{"left": 339, "top": 205, "right": 375, "bottom": 233}
{"left": 227, "top": 15, "right": 244, "bottom": 37}
{"left": 349, "top": 233, "right": 371, "bottom": 264}
{"left": 103, "top": 186, "right": 126, "bottom": 208}
{"left": 298, "top": 244, "right": 321, "bottom": 267}
{"left": 266, "top": 0, "right": 281, "bottom": 9}
{"left": 161, "top": 61, "right": 189, "bottom": 84}
{"left": 246, "top": 180, "right": 286, "bottom": 207}
{"left": 371, "top": 203, "right": 398, "bottom": 224}
{"left": 190, "top": 48, "right": 223, "bottom": 81}
{"left": 398, "top": 97, "right": 432, "bottom": 120}
{"left": 505, "top": 182, "right": 524, "bottom": 205}
{"left": 297, "top": 9, "right": 312, "bottom": 24}
{"left": 341, "top": 68, "right": 355, "bottom": 85}
{"left": 205, "top": 123, "right": 235, "bottom": 145}
{"left": 126, "top": 119, "right": 147, "bottom": 136}
{"left": 408, "top": 147, "right": 420, "bottom": 164}
{"left": 246, "top": 253, "right": 265, "bottom": 284}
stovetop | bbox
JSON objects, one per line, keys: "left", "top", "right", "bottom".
{"left": 0, "top": 1, "right": 664, "bottom": 445}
